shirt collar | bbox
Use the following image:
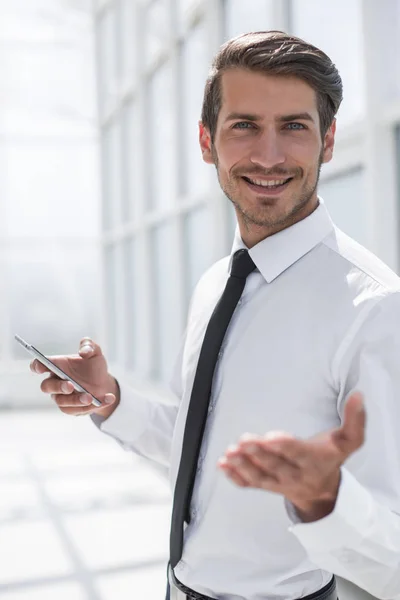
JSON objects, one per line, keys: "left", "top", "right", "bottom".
{"left": 229, "top": 198, "right": 334, "bottom": 284}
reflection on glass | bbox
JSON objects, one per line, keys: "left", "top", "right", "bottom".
{"left": 147, "top": 62, "right": 176, "bottom": 212}
{"left": 180, "top": 22, "right": 209, "bottom": 198}
{"left": 319, "top": 169, "right": 367, "bottom": 247}
{"left": 151, "top": 222, "right": 182, "bottom": 382}
{"left": 291, "top": 0, "right": 365, "bottom": 126}
{"left": 224, "top": 0, "right": 274, "bottom": 39}
{"left": 183, "top": 205, "right": 213, "bottom": 306}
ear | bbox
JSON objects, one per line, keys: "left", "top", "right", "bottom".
{"left": 321, "top": 119, "right": 336, "bottom": 164}
{"left": 199, "top": 121, "right": 214, "bottom": 164}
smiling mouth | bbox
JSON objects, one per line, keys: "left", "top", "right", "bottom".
{"left": 241, "top": 175, "right": 294, "bottom": 191}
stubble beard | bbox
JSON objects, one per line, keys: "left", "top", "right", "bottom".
{"left": 214, "top": 150, "right": 323, "bottom": 231}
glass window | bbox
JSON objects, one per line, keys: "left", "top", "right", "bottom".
{"left": 224, "top": 0, "right": 274, "bottom": 39}
{"left": 151, "top": 221, "right": 182, "bottom": 382}
{"left": 123, "top": 237, "right": 139, "bottom": 370}
{"left": 104, "top": 244, "right": 118, "bottom": 362}
{"left": 121, "top": 101, "right": 140, "bottom": 223}
{"left": 319, "top": 169, "right": 368, "bottom": 248}
{"left": 6, "top": 143, "right": 100, "bottom": 238}
{"left": 117, "top": 0, "right": 136, "bottom": 88}
{"left": 176, "top": 0, "right": 202, "bottom": 33}
{"left": 180, "top": 22, "right": 210, "bottom": 198}
{"left": 145, "top": 0, "right": 170, "bottom": 67}
{"left": 290, "top": 0, "right": 365, "bottom": 127}
{"left": 10, "top": 243, "right": 101, "bottom": 360}
{"left": 124, "top": 235, "right": 153, "bottom": 375}
{"left": 105, "top": 242, "right": 125, "bottom": 364}
{"left": 146, "top": 62, "right": 177, "bottom": 212}
{"left": 183, "top": 205, "right": 214, "bottom": 307}
{"left": 102, "top": 119, "right": 123, "bottom": 229}
{"left": 98, "top": 5, "right": 118, "bottom": 113}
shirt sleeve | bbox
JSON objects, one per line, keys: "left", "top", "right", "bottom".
{"left": 91, "top": 335, "right": 185, "bottom": 469}
{"left": 288, "top": 291, "right": 400, "bottom": 600}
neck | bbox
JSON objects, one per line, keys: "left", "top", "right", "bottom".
{"left": 237, "top": 196, "right": 319, "bottom": 248}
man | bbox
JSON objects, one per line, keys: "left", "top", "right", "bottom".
{"left": 32, "top": 31, "right": 400, "bottom": 600}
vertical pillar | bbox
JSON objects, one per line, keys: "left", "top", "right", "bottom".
{"left": 362, "top": 0, "right": 399, "bottom": 271}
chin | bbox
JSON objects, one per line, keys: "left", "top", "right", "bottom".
{"left": 238, "top": 193, "right": 316, "bottom": 228}
{"left": 238, "top": 200, "right": 292, "bottom": 227}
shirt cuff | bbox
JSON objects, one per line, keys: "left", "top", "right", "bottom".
{"left": 95, "top": 379, "right": 152, "bottom": 448}
{"left": 288, "top": 468, "right": 373, "bottom": 551}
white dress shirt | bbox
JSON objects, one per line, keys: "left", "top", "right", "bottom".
{"left": 98, "top": 199, "right": 400, "bottom": 600}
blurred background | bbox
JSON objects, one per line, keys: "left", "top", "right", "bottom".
{"left": 1, "top": 0, "right": 400, "bottom": 598}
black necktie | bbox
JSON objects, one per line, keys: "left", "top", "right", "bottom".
{"left": 169, "top": 249, "right": 257, "bottom": 569}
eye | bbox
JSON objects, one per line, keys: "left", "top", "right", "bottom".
{"left": 285, "top": 122, "right": 306, "bottom": 130}
{"left": 232, "top": 121, "right": 255, "bottom": 130}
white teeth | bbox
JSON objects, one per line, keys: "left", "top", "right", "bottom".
{"left": 248, "top": 178, "right": 289, "bottom": 187}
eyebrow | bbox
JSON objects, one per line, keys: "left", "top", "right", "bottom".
{"left": 224, "top": 111, "right": 315, "bottom": 124}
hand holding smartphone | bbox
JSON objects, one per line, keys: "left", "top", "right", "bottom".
{"left": 15, "top": 334, "right": 103, "bottom": 407}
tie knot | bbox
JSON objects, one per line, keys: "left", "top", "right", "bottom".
{"left": 230, "top": 249, "right": 256, "bottom": 279}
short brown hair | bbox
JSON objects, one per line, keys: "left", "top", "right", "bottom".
{"left": 201, "top": 31, "right": 343, "bottom": 142}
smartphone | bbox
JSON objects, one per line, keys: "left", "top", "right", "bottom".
{"left": 15, "top": 334, "right": 102, "bottom": 407}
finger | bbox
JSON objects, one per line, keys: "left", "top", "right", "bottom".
{"left": 223, "top": 454, "right": 266, "bottom": 487}
{"left": 333, "top": 391, "right": 366, "bottom": 453}
{"left": 243, "top": 436, "right": 306, "bottom": 466}
{"left": 224, "top": 444, "right": 240, "bottom": 457}
{"left": 221, "top": 456, "right": 281, "bottom": 491}
{"left": 239, "top": 443, "right": 298, "bottom": 478}
{"left": 236, "top": 452, "right": 292, "bottom": 486}
{"left": 59, "top": 404, "right": 97, "bottom": 417}
{"left": 30, "top": 360, "right": 51, "bottom": 375}
{"left": 51, "top": 392, "right": 95, "bottom": 408}
{"left": 218, "top": 461, "right": 249, "bottom": 487}
{"left": 41, "top": 375, "right": 75, "bottom": 395}
{"left": 79, "top": 337, "right": 102, "bottom": 358}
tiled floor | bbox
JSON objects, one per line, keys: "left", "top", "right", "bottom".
{"left": 0, "top": 408, "right": 172, "bottom": 600}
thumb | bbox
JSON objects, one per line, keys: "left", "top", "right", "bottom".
{"left": 104, "top": 393, "right": 116, "bottom": 405}
{"left": 79, "top": 337, "right": 103, "bottom": 359}
{"left": 333, "top": 391, "right": 366, "bottom": 454}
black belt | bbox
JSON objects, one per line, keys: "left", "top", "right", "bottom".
{"left": 169, "top": 566, "right": 338, "bottom": 600}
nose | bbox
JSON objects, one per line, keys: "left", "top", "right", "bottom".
{"left": 249, "top": 129, "right": 286, "bottom": 169}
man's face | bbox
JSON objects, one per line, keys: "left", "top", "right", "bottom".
{"left": 199, "top": 69, "right": 335, "bottom": 242}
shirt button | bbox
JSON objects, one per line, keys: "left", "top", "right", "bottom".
{"left": 208, "top": 402, "right": 214, "bottom": 414}
{"left": 238, "top": 298, "right": 243, "bottom": 305}
{"left": 197, "top": 456, "right": 203, "bottom": 473}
